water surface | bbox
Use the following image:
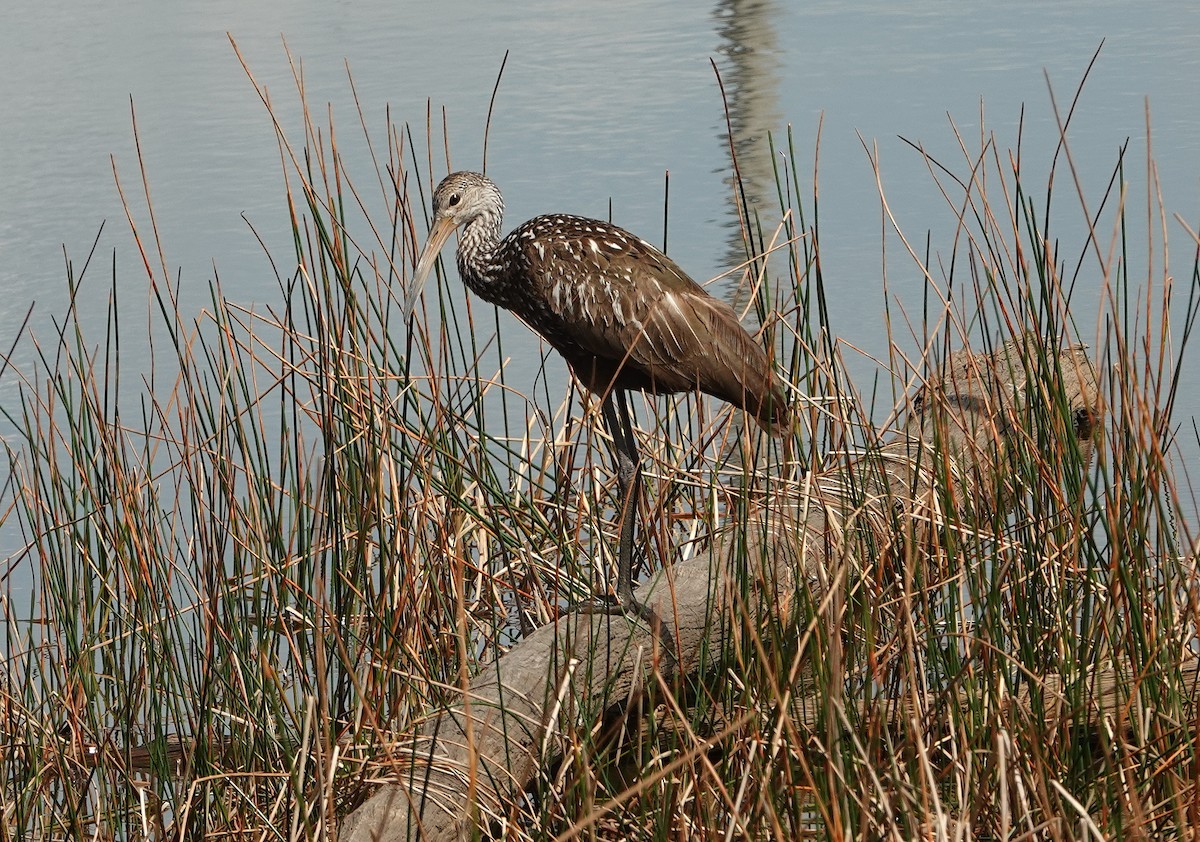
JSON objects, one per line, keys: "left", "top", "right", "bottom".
{"left": 2, "top": 0, "right": 1198, "bottom": 566}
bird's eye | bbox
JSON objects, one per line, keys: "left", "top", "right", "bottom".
{"left": 448, "top": 193, "right": 461, "bottom": 207}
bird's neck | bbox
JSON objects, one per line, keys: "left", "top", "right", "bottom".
{"left": 456, "top": 209, "right": 506, "bottom": 301}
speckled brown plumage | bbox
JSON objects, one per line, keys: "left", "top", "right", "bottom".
{"left": 411, "top": 171, "right": 787, "bottom": 430}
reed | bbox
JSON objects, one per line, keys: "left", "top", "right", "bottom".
{"left": 1, "top": 58, "right": 1196, "bottom": 840}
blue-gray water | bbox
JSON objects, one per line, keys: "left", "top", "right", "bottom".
{"left": 2, "top": 1, "right": 1199, "bottom": 576}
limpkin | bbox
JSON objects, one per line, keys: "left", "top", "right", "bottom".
{"left": 408, "top": 171, "right": 787, "bottom": 653}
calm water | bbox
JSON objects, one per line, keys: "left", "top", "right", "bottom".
{"left": 2, "top": 1, "right": 1198, "bottom": 566}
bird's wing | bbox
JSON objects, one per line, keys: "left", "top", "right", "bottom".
{"left": 520, "top": 217, "right": 710, "bottom": 364}
{"left": 520, "top": 216, "right": 785, "bottom": 425}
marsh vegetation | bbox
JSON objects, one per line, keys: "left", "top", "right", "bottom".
{"left": 2, "top": 58, "right": 1198, "bottom": 841}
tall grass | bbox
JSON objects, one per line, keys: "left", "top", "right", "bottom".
{"left": 1, "top": 58, "right": 1197, "bottom": 840}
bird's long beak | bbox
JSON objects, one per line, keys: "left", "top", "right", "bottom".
{"left": 405, "top": 215, "right": 458, "bottom": 318}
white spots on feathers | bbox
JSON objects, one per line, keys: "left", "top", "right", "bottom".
{"left": 425, "top": 171, "right": 783, "bottom": 426}
{"left": 491, "top": 211, "right": 719, "bottom": 357}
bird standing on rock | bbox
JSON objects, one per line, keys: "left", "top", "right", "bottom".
{"left": 408, "top": 171, "right": 788, "bottom": 654}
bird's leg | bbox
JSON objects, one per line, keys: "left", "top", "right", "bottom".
{"left": 604, "top": 391, "right": 640, "bottom": 608}
{"left": 601, "top": 391, "right": 674, "bottom": 656}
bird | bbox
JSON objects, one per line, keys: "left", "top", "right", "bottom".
{"left": 407, "top": 171, "right": 788, "bottom": 654}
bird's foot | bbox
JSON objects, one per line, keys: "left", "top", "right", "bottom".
{"left": 625, "top": 597, "right": 675, "bottom": 660}
{"left": 567, "top": 593, "right": 621, "bottom": 614}
{"left": 569, "top": 594, "right": 675, "bottom": 660}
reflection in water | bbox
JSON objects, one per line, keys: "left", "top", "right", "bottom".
{"left": 713, "top": 0, "right": 784, "bottom": 286}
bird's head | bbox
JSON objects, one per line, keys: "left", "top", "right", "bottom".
{"left": 406, "top": 172, "right": 504, "bottom": 317}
